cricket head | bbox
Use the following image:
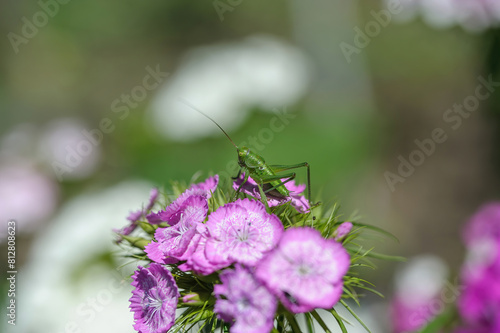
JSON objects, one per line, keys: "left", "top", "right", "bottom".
{"left": 237, "top": 147, "right": 250, "bottom": 167}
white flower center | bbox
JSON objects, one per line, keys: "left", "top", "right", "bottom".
{"left": 236, "top": 297, "right": 250, "bottom": 312}
{"left": 231, "top": 218, "right": 255, "bottom": 243}
{"left": 297, "top": 264, "right": 312, "bottom": 276}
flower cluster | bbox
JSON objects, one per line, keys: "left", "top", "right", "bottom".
{"left": 115, "top": 174, "right": 388, "bottom": 333}
{"left": 455, "top": 203, "right": 500, "bottom": 332}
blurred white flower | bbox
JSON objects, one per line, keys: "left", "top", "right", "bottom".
{"left": 391, "top": 255, "right": 450, "bottom": 333}
{"left": 8, "top": 181, "right": 152, "bottom": 333}
{"left": 0, "top": 118, "right": 103, "bottom": 238}
{"left": 389, "top": 0, "right": 500, "bottom": 31}
{"left": 394, "top": 255, "right": 449, "bottom": 306}
{"left": 0, "top": 119, "right": 101, "bottom": 182}
{"left": 149, "top": 34, "right": 312, "bottom": 141}
{"left": 0, "top": 163, "right": 58, "bottom": 239}
{"left": 38, "top": 118, "right": 101, "bottom": 180}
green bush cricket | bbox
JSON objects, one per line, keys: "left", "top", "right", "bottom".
{"left": 180, "top": 99, "right": 315, "bottom": 211}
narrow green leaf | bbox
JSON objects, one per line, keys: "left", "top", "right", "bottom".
{"left": 329, "top": 308, "right": 348, "bottom": 333}
{"left": 304, "top": 312, "right": 316, "bottom": 333}
{"left": 342, "top": 286, "right": 360, "bottom": 306}
{"left": 310, "top": 310, "right": 332, "bottom": 333}
{"left": 350, "top": 222, "right": 400, "bottom": 242}
{"left": 340, "top": 300, "right": 371, "bottom": 333}
{"left": 418, "top": 307, "right": 456, "bottom": 333}
{"left": 285, "top": 312, "right": 302, "bottom": 332}
{"left": 345, "top": 244, "right": 406, "bottom": 262}
{"left": 356, "top": 285, "right": 385, "bottom": 298}
{"left": 362, "top": 252, "right": 406, "bottom": 262}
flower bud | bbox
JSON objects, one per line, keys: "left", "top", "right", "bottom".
{"left": 334, "top": 222, "right": 353, "bottom": 241}
{"left": 120, "top": 235, "right": 150, "bottom": 250}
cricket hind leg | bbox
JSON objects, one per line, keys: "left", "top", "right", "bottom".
{"left": 268, "top": 162, "right": 318, "bottom": 207}
{"left": 258, "top": 172, "right": 297, "bottom": 196}
{"left": 261, "top": 172, "right": 321, "bottom": 212}
{"left": 259, "top": 172, "right": 320, "bottom": 218}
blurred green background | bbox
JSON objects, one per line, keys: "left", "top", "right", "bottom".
{"left": 1, "top": 0, "right": 499, "bottom": 332}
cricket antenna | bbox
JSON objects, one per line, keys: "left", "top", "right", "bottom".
{"left": 178, "top": 98, "right": 238, "bottom": 149}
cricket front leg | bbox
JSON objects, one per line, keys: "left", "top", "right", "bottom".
{"left": 255, "top": 183, "right": 270, "bottom": 212}
{"left": 232, "top": 169, "right": 248, "bottom": 202}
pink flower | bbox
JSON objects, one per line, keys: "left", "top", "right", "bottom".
{"left": 457, "top": 203, "right": 500, "bottom": 330}
{"left": 255, "top": 227, "right": 350, "bottom": 313}
{"left": 334, "top": 222, "right": 353, "bottom": 241}
{"left": 391, "top": 296, "right": 437, "bottom": 333}
{"left": 129, "top": 264, "right": 179, "bottom": 333}
{"left": 147, "top": 175, "right": 218, "bottom": 225}
{"left": 0, "top": 163, "right": 59, "bottom": 238}
{"left": 214, "top": 265, "right": 277, "bottom": 333}
{"left": 204, "top": 198, "right": 284, "bottom": 267}
{"left": 189, "top": 174, "right": 219, "bottom": 194}
{"left": 178, "top": 226, "right": 229, "bottom": 275}
{"left": 145, "top": 195, "right": 208, "bottom": 264}
{"left": 463, "top": 202, "right": 500, "bottom": 246}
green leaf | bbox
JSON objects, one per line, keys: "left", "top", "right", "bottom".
{"left": 311, "top": 310, "right": 332, "bottom": 333}
{"left": 418, "top": 307, "right": 456, "bottom": 333}
{"left": 304, "top": 313, "right": 316, "bottom": 333}
{"left": 345, "top": 244, "right": 406, "bottom": 262}
{"left": 355, "top": 285, "right": 385, "bottom": 298}
{"left": 340, "top": 300, "right": 371, "bottom": 333}
{"left": 350, "top": 222, "right": 400, "bottom": 242}
{"left": 330, "top": 308, "right": 348, "bottom": 333}
{"left": 362, "top": 252, "right": 406, "bottom": 262}
{"left": 285, "top": 312, "right": 302, "bottom": 332}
